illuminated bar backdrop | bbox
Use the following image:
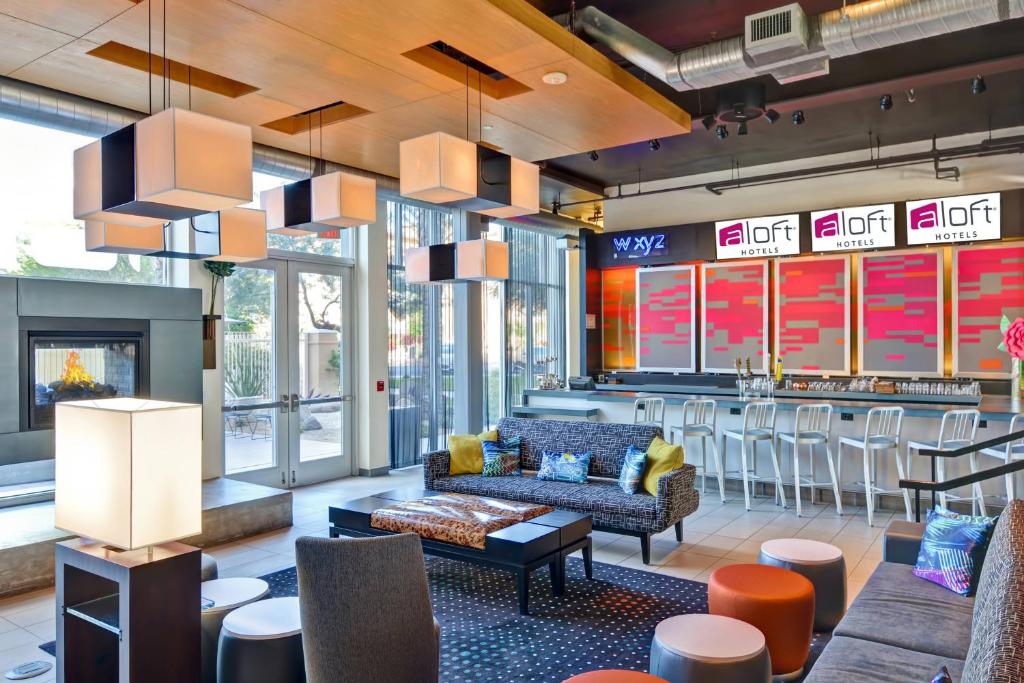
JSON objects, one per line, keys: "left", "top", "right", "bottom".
{"left": 775, "top": 255, "right": 851, "bottom": 375}
{"left": 954, "top": 242, "right": 1024, "bottom": 377}
{"left": 636, "top": 265, "right": 696, "bottom": 372}
{"left": 701, "top": 260, "right": 769, "bottom": 373}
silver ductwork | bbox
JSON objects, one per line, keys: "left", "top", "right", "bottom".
{"left": 561, "top": 0, "right": 1024, "bottom": 92}
{"left": 506, "top": 210, "right": 600, "bottom": 237}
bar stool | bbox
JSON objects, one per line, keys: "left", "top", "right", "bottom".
{"left": 634, "top": 397, "right": 666, "bottom": 429}
{"left": 906, "top": 408, "right": 981, "bottom": 514}
{"left": 837, "top": 406, "right": 905, "bottom": 527}
{"left": 979, "top": 413, "right": 1024, "bottom": 504}
{"left": 669, "top": 399, "right": 726, "bottom": 503}
{"left": 776, "top": 403, "right": 842, "bottom": 517}
{"left": 722, "top": 401, "right": 784, "bottom": 511}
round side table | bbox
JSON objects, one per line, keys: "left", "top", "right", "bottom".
{"left": 759, "top": 538, "right": 846, "bottom": 632}
{"left": 218, "top": 596, "right": 305, "bottom": 683}
{"left": 200, "top": 578, "right": 269, "bottom": 683}
{"left": 563, "top": 671, "right": 667, "bottom": 682}
{"left": 649, "top": 614, "right": 771, "bottom": 683}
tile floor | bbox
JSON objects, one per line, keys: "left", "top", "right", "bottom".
{"left": 0, "top": 468, "right": 891, "bottom": 680}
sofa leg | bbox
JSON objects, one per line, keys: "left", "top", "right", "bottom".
{"left": 640, "top": 533, "right": 652, "bottom": 565}
{"left": 674, "top": 521, "right": 683, "bottom": 543}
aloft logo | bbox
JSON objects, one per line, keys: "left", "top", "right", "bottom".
{"left": 810, "top": 204, "right": 894, "bottom": 252}
{"left": 715, "top": 214, "right": 800, "bottom": 259}
{"left": 906, "top": 193, "right": 1001, "bottom": 245}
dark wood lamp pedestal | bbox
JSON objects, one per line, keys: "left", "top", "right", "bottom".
{"left": 56, "top": 538, "right": 200, "bottom": 683}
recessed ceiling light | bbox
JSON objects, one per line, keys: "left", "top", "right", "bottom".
{"left": 482, "top": 123, "right": 494, "bottom": 130}
{"left": 542, "top": 71, "right": 568, "bottom": 85}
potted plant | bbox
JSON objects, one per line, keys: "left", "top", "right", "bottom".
{"left": 999, "top": 314, "right": 1024, "bottom": 401}
{"left": 202, "top": 261, "right": 236, "bottom": 370}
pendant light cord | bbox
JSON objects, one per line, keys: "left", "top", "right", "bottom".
{"left": 147, "top": 0, "right": 152, "bottom": 114}
{"left": 465, "top": 61, "right": 469, "bottom": 141}
{"left": 162, "top": 0, "right": 167, "bottom": 110}
{"left": 478, "top": 70, "right": 482, "bottom": 142}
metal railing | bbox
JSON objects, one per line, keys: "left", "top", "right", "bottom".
{"left": 900, "top": 429, "right": 1024, "bottom": 522}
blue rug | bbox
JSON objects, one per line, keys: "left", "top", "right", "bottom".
{"left": 42, "top": 556, "right": 829, "bottom": 681}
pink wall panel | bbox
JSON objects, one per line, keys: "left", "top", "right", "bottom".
{"left": 955, "top": 243, "right": 1024, "bottom": 376}
{"left": 776, "top": 257, "right": 850, "bottom": 374}
{"left": 702, "top": 261, "right": 768, "bottom": 372}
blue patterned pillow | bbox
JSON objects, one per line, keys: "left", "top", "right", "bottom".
{"left": 482, "top": 437, "right": 521, "bottom": 477}
{"left": 913, "top": 506, "right": 997, "bottom": 596}
{"left": 618, "top": 445, "right": 647, "bottom": 494}
{"left": 537, "top": 450, "right": 592, "bottom": 484}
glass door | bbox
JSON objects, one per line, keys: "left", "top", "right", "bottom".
{"left": 223, "top": 259, "right": 352, "bottom": 488}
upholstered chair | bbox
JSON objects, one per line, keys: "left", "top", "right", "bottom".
{"left": 296, "top": 534, "right": 440, "bottom": 683}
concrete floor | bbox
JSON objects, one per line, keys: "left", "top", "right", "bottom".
{"left": 0, "top": 467, "right": 888, "bottom": 681}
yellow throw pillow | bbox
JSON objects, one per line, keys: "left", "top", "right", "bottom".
{"left": 448, "top": 429, "right": 499, "bottom": 475}
{"left": 641, "top": 436, "right": 684, "bottom": 496}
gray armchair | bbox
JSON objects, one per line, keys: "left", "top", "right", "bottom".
{"left": 295, "top": 534, "right": 440, "bottom": 683}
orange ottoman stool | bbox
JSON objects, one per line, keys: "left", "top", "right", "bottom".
{"left": 563, "top": 671, "right": 667, "bottom": 683}
{"left": 707, "top": 564, "right": 815, "bottom": 679}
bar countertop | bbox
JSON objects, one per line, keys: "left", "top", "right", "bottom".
{"left": 523, "top": 386, "right": 1023, "bottom": 421}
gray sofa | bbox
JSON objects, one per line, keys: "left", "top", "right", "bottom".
{"left": 805, "top": 500, "right": 1024, "bottom": 682}
{"left": 423, "top": 417, "right": 700, "bottom": 564}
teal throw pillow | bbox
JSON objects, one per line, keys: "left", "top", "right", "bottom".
{"left": 618, "top": 445, "right": 647, "bottom": 494}
{"left": 482, "top": 437, "right": 522, "bottom": 477}
{"left": 537, "top": 450, "right": 591, "bottom": 484}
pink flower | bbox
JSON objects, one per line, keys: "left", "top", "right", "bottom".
{"left": 1005, "top": 317, "right": 1024, "bottom": 361}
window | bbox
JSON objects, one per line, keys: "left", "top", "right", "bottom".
{"left": 386, "top": 200, "right": 455, "bottom": 468}
{"left": 0, "top": 117, "right": 167, "bottom": 285}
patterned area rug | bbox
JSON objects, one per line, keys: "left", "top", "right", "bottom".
{"left": 41, "top": 557, "right": 829, "bottom": 681}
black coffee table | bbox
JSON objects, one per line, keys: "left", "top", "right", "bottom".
{"left": 328, "top": 488, "right": 592, "bottom": 615}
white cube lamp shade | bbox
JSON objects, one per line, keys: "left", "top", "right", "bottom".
{"left": 73, "top": 140, "right": 162, "bottom": 227}
{"left": 477, "top": 157, "right": 540, "bottom": 218}
{"left": 456, "top": 239, "right": 509, "bottom": 280}
{"left": 261, "top": 183, "right": 315, "bottom": 236}
{"left": 405, "top": 244, "right": 457, "bottom": 284}
{"left": 135, "top": 107, "right": 253, "bottom": 215}
{"left": 311, "top": 171, "right": 377, "bottom": 227}
{"left": 399, "top": 132, "right": 477, "bottom": 204}
{"left": 55, "top": 398, "right": 202, "bottom": 550}
{"left": 84, "top": 221, "right": 163, "bottom": 255}
{"left": 205, "top": 207, "right": 268, "bottom": 262}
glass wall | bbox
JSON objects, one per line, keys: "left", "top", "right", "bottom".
{"left": 386, "top": 201, "right": 455, "bottom": 469}
{"left": 0, "top": 117, "right": 167, "bottom": 284}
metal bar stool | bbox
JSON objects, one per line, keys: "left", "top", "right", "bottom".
{"left": 979, "top": 413, "right": 1024, "bottom": 503}
{"left": 838, "top": 406, "right": 905, "bottom": 527}
{"left": 906, "top": 408, "right": 981, "bottom": 514}
{"left": 669, "top": 399, "right": 726, "bottom": 503}
{"left": 722, "top": 401, "right": 784, "bottom": 511}
{"left": 776, "top": 403, "right": 842, "bottom": 518}
{"left": 634, "top": 397, "right": 665, "bottom": 429}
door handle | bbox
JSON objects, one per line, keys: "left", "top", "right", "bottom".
{"left": 290, "top": 394, "right": 299, "bottom": 412}
{"left": 280, "top": 395, "right": 290, "bottom": 415}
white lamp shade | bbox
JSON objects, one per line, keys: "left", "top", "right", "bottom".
{"left": 135, "top": 107, "right": 253, "bottom": 214}
{"left": 205, "top": 207, "right": 268, "bottom": 262}
{"left": 260, "top": 184, "right": 315, "bottom": 236}
{"left": 400, "top": 132, "right": 477, "bottom": 204}
{"left": 477, "top": 157, "right": 540, "bottom": 218}
{"left": 73, "top": 140, "right": 162, "bottom": 227}
{"left": 55, "top": 398, "right": 202, "bottom": 550}
{"left": 311, "top": 171, "right": 377, "bottom": 227}
{"left": 84, "top": 221, "right": 163, "bottom": 254}
{"left": 456, "top": 239, "right": 509, "bottom": 280}
{"left": 405, "top": 243, "right": 457, "bottom": 284}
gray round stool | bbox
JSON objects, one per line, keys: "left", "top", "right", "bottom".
{"left": 759, "top": 538, "right": 846, "bottom": 632}
{"left": 201, "top": 553, "right": 219, "bottom": 582}
{"left": 650, "top": 614, "right": 771, "bottom": 683}
{"left": 200, "top": 578, "right": 268, "bottom": 683}
{"left": 218, "top": 596, "right": 305, "bottom": 683}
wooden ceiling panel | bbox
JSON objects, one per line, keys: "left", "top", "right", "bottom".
{"left": 0, "top": 0, "right": 138, "bottom": 39}
{"left": 0, "top": 14, "right": 72, "bottom": 75}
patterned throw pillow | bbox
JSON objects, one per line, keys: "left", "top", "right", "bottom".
{"left": 537, "top": 450, "right": 592, "bottom": 484}
{"left": 930, "top": 666, "right": 953, "bottom": 683}
{"left": 482, "top": 437, "right": 522, "bottom": 477}
{"left": 618, "top": 445, "right": 647, "bottom": 494}
{"left": 913, "top": 506, "right": 997, "bottom": 596}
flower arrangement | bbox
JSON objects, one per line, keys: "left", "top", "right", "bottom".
{"left": 999, "top": 315, "right": 1024, "bottom": 399}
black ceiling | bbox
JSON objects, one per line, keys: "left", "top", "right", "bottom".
{"left": 526, "top": 1, "right": 1024, "bottom": 189}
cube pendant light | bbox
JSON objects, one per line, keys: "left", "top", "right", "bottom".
{"left": 311, "top": 171, "right": 377, "bottom": 227}
{"left": 73, "top": 137, "right": 162, "bottom": 227}
{"left": 262, "top": 179, "right": 317, "bottom": 235}
{"left": 477, "top": 156, "right": 540, "bottom": 218}
{"left": 400, "top": 132, "right": 477, "bottom": 204}
{"left": 84, "top": 221, "right": 164, "bottom": 255}
{"left": 405, "top": 244, "right": 457, "bottom": 285}
{"left": 150, "top": 212, "right": 222, "bottom": 260}
{"left": 454, "top": 147, "right": 540, "bottom": 218}
{"left": 456, "top": 239, "right": 509, "bottom": 281}
{"left": 204, "top": 208, "right": 268, "bottom": 263}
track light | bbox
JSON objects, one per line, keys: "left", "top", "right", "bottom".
{"left": 879, "top": 93, "right": 893, "bottom": 111}
{"left": 764, "top": 109, "right": 780, "bottom": 124}
{"left": 970, "top": 75, "right": 986, "bottom": 95}
{"left": 648, "top": 139, "right": 661, "bottom": 151}
{"left": 737, "top": 122, "right": 748, "bottom": 136}
{"left": 906, "top": 88, "right": 917, "bottom": 103}
{"left": 792, "top": 110, "right": 805, "bottom": 125}
{"left": 587, "top": 150, "right": 599, "bottom": 161}
{"left": 702, "top": 115, "right": 716, "bottom": 131}
{"left": 714, "top": 125, "right": 729, "bottom": 140}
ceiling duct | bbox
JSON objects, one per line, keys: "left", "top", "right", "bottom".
{"left": 559, "top": 0, "right": 1024, "bottom": 91}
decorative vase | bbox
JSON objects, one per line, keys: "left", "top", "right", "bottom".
{"left": 1012, "top": 358, "right": 1022, "bottom": 403}
{"left": 202, "top": 314, "right": 221, "bottom": 370}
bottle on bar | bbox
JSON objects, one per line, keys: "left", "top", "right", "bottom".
{"left": 745, "top": 357, "right": 752, "bottom": 378}
{"left": 775, "top": 356, "right": 784, "bottom": 384}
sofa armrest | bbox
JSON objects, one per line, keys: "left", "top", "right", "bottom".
{"left": 656, "top": 464, "right": 699, "bottom": 524}
{"left": 423, "top": 449, "right": 451, "bottom": 488}
{"left": 884, "top": 520, "right": 926, "bottom": 565}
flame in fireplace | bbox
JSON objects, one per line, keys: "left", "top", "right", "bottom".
{"left": 60, "top": 351, "right": 95, "bottom": 387}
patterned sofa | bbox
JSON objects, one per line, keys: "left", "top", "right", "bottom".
{"left": 805, "top": 500, "right": 1024, "bottom": 682}
{"left": 423, "top": 417, "right": 699, "bottom": 564}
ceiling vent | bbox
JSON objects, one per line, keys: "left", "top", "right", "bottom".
{"left": 745, "top": 3, "right": 828, "bottom": 84}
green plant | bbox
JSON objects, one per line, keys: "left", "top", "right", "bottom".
{"left": 327, "top": 349, "right": 341, "bottom": 373}
{"left": 203, "top": 261, "right": 236, "bottom": 317}
{"left": 223, "top": 343, "right": 269, "bottom": 400}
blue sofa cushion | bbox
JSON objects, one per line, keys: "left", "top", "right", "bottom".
{"left": 803, "top": 636, "right": 964, "bottom": 683}
{"left": 537, "top": 450, "right": 591, "bottom": 483}
{"left": 913, "top": 507, "right": 996, "bottom": 596}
